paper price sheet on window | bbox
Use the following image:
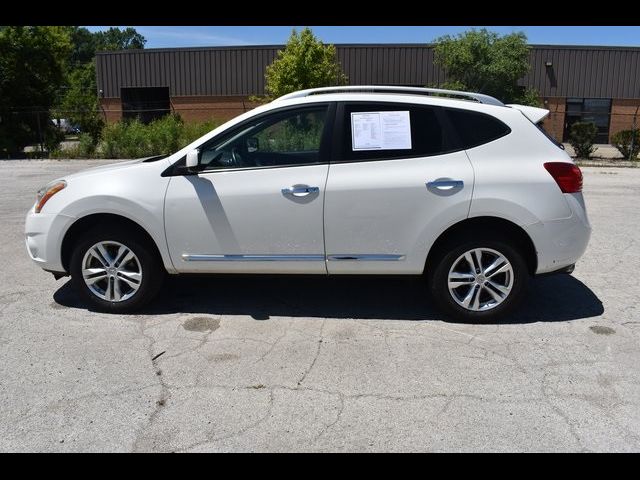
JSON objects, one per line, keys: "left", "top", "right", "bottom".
{"left": 351, "top": 111, "right": 412, "bottom": 151}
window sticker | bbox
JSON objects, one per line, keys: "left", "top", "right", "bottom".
{"left": 351, "top": 111, "right": 412, "bottom": 151}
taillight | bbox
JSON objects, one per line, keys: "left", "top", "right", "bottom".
{"left": 543, "top": 162, "right": 583, "bottom": 193}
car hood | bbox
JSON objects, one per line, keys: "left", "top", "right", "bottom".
{"left": 60, "top": 157, "right": 168, "bottom": 182}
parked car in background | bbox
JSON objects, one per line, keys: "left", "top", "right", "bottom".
{"left": 26, "top": 86, "right": 591, "bottom": 321}
{"left": 51, "top": 118, "right": 80, "bottom": 135}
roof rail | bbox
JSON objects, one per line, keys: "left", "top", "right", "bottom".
{"left": 274, "top": 85, "right": 504, "bottom": 106}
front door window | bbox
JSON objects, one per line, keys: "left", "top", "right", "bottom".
{"left": 198, "top": 107, "right": 328, "bottom": 170}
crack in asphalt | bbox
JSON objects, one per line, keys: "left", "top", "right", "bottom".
{"left": 254, "top": 320, "right": 293, "bottom": 364}
{"left": 313, "top": 392, "right": 345, "bottom": 442}
{"left": 125, "top": 310, "right": 640, "bottom": 452}
{"left": 131, "top": 318, "right": 172, "bottom": 453}
{"left": 296, "top": 319, "right": 326, "bottom": 386}
{"left": 175, "top": 388, "right": 275, "bottom": 453}
{"left": 8, "top": 383, "right": 159, "bottom": 430}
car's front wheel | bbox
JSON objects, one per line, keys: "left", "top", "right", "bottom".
{"left": 428, "top": 238, "right": 529, "bottom": 322}
{"left": 70, "top": 226, "right": 165, "bottom": 313}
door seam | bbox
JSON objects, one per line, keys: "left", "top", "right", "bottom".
{"left": 161, "top": 175, "right": 178, "bottom": 273}
{"left": 463, "top": 149, "right": 476, "bottom": 219}
{"left": 321, "top": 163, "right": 331, "bottom": 275}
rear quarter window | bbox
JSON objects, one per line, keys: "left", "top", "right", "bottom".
{"left": 445, "top": 108, "right": 511, "bottom": 149}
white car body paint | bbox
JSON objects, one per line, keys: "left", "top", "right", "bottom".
{"left": 25, "top": 88, "right": 591, "bottom": 281}
{"left": 26, "top": 158, "right": 176, "bottom": 273}
{"left": 323, "top": 150, "right": 474, "bottom": 274}
{"left": 164, "top": 164, "right": 329, "bottom": 274}
{"left": 505, "top": 104, "right": 550, "bottom": 123}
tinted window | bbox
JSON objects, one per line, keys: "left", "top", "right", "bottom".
{"left": 446, "top": 109, "right": 511, "bottom": 149}
{"left": 534, "top": 120, "right": 564, "bottom": 150}
{"left": 198, "top": 106, "right": 327, "bottom": 171}
{"left": 341, "top": 103, "right": 453, "bottom": 161}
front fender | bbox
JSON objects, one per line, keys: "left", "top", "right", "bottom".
{"left": 58, "top": 195, "right": 175, "bottom": 274}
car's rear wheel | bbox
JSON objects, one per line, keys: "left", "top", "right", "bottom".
{"left": 70, "top": 226, "right": 165, "bottom": 313}
{"left": 428, "top": 238, "right": 529, "bottom": 322}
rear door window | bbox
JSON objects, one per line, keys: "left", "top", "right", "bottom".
{"left": 338, "top": 102, "right": 457, "bottom": 162}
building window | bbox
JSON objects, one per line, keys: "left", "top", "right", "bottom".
{"left": 563, "top": 98, "right": 611, "bottom": 144}
{"left": 121, "top": 87, "right": 170, "bottom": 124}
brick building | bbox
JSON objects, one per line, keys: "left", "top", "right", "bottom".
{"left": 96, "top": 44, "right": 640, "bottom": 143}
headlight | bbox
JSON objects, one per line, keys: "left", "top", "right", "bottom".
{"left": 35, "top": 180, "right": 66, "bottom": 213}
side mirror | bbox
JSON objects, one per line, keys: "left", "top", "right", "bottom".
{"left": 246, "top": 137, "right": 259, "bottom": 153}
{"left": 186, "top": 149, "right": 200, "bottom": 169}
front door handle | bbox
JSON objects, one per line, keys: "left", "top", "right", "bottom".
{"left": 426, "top": 179, "right": 464, "bottom": 190}
{"left": 281, "top": 185, "right": 320, "bottom": 197}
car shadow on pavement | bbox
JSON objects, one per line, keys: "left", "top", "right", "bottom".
{"left": 53, "top": 273, "right": 603, "bottom": 324}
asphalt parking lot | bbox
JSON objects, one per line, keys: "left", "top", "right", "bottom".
{"left": 1, "top": 159, "right": 639, "bottom": 452}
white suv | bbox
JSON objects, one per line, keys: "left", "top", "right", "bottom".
{"left": 25, "top": 86, "right": 591, "bottom": 321}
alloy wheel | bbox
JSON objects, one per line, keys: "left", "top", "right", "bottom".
{"left": 81, "top": 241, "right": 142, "bottom": 302}
{"left": 447, "top": 247, "right": 514, "bottom": 311}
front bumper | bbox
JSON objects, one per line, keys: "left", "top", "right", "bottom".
{"left": 25, "top": 208, "right": 76, "bottom": 273}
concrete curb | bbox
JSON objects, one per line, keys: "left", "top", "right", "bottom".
{"left": 574, "top": 159, "right": 639, "bottom": 168}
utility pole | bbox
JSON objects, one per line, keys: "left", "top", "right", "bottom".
{"left": 36, "top": 111, "right": 44, "bottom": 155}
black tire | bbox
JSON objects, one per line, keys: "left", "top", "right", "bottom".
{"left": 69, "top": 225, "right": 165, "bottom": 313}
{"left": 427, "top": 236, "right": 529, "bottom": 322}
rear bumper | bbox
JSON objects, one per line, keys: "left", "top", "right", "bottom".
{"left": 25, "top": 209, "right": 76, "bottom": 273}
{"left": 525, "top": 193, "right": 591, "bottom": 275}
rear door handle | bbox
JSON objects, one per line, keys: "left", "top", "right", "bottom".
{"left": 281, "top": 185, "right": 319, "bottom": 197}
{"left": 426, "top": 179, "right": 464, "bottom": 190}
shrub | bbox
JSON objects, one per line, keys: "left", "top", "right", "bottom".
{"left": 98, "top": 115, "right": 220, "bottom": 159}
{"left": 49, "top": 132, "right": 97, "bottom": 159}
{"left": 43, "top": 126, "right": 66, "bottom": 153}
{"left": 100, "top": 120, "right": 147, "bottom": 158}
{"left": 78, "top": 132, "right": 98, "bottom": 156}
{"left": 178, "top": 119, "right": 220, "bottom": 148}
{"left": 147, "top": 114, "right": 184, "bottom": 155}
{"left": 611, "top": 129, "right": 640, "bottom": 160}
{"left": 49, "top": 115, "right": 220, "bottom": 159}
{"left": 569, "top": 122, "right": 597, "bottom": 159}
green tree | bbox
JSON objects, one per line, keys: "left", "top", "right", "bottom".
{"left": 68, "top": 27, "right": 98, "bottom": 65}
{"left": 57, "top": 62, "right": 104, "bottom": 142}
{"left": 58, "top": 27, "right": 146, "bottom": 144}
{"left": 93, "top": 27, "right": 146, "bottom": 51}
{"left": 65, "top": 26, "right": 146, "bottom": 65}
{"left": 264, "top": 28, "right": 347, "bottom": 99}
{"left": 433, "top": 28, "right": 540, "bottom": 106}
{"left": 0, "top": 26, "right": 71, "bottom": 154}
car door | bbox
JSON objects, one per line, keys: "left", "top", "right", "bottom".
{"left": 324, "top": 101, "right": 474, "bottom": 274}
{"left": 164, "top": 104, "right": 333, "bottom": 274}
